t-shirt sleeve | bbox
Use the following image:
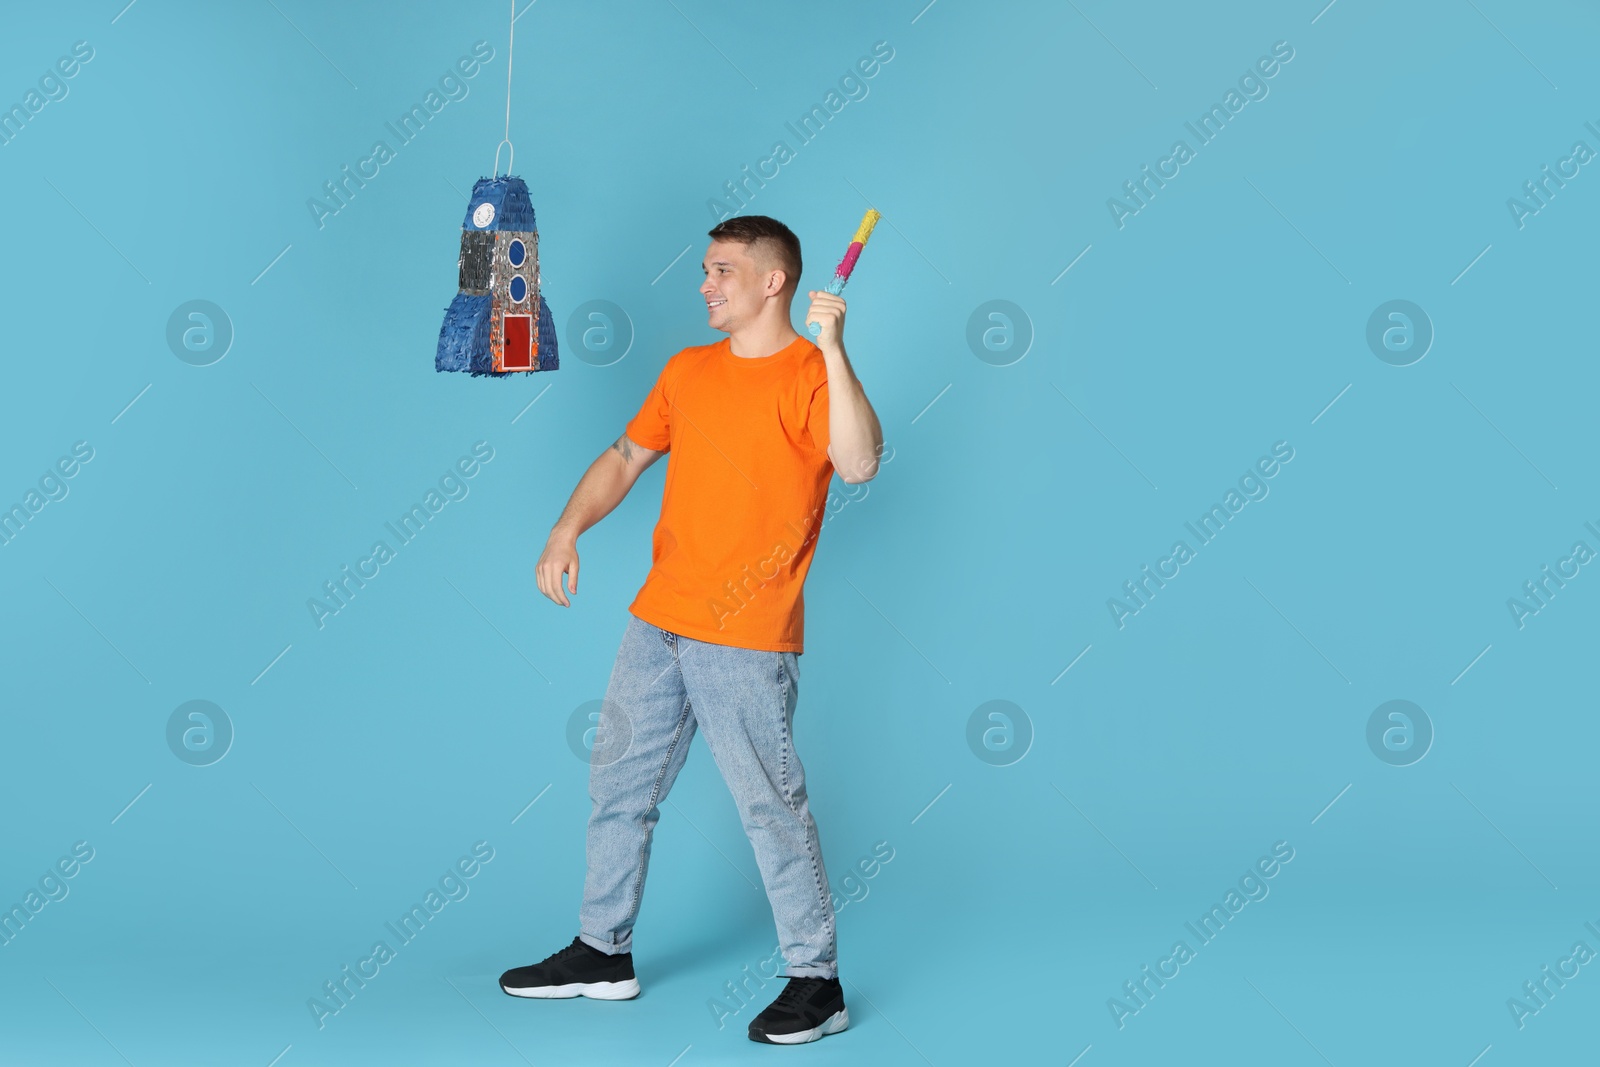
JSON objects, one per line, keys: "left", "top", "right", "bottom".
{"left": 624, "top": 358, "right": 674, "bottom": 451}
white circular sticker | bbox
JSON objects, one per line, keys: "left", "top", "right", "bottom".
{"left": 472, "top": 202, "right": 495, "bottom": 228}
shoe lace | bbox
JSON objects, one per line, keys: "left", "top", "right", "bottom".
{"left": 538, "top": 937, "right": 591, "bottom": 967}
{"left": 773, "top": 976, "right": 827, "bottom": 1010}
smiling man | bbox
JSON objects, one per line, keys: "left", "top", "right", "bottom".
{"left": 499, "top": 215, "right": 883, "bottom": 1046}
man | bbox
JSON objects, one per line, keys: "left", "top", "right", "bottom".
{"left": 498, "top": 215, "right": 884, "bottom": 1046}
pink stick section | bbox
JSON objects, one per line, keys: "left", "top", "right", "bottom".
{"left": 833, "top": 241, "right": 865, "bottom": 280}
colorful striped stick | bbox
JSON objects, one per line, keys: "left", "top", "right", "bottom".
{"left": 808, "top": 208, "right": 882, "bottom": 338}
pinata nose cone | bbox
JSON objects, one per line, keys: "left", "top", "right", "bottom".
{"left": 464, "top": 176, "right": 536, "bottom": 232}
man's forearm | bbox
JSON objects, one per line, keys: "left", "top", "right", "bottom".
{"left": 821, "top": 343, "right": 883, "bottom": 482}
{"left": 551, "top": 447, "right": 632, "bottom": 541}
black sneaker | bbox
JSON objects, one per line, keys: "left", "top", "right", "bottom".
{"left": 747, "top": 976, "right": 849, "bottom": 1044}
{"left": 499, "top": 936, "right": 640, "bottom": 1000}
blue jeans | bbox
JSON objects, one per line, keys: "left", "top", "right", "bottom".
{"left": 578, "top": 613, "right": 838, "bottom": 979}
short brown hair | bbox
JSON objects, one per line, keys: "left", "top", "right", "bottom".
{"left": 707, "top": 215, "right": 803, "bottom": 295}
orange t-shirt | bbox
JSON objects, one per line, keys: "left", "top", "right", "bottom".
{"left": 624, "top": 334, "right": 834, "bottom": 653}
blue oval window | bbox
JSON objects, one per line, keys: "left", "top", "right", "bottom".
{"left": 507, "top": 239, "right": 526, "bottom": 267}
{"left": 509, "top": 275, "right": 528, "bottom": 303}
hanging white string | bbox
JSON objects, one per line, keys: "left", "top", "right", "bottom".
{"left": 493, "top": 0, "right": 516, "bottom": 176}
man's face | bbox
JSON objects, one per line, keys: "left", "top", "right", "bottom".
{"left": 700, "top": 238, "right": 781, "bottom": 333}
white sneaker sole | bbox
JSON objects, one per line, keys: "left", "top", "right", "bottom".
{"left": 760, "top": 1006, "right": 849, "bottom": 1044}
{"left": 500, "top": 978, "right": 640, "bottom": 1000}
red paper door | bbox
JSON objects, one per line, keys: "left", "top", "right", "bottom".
{"left": 502, "top": 314, "right": 533, "bottom": 371}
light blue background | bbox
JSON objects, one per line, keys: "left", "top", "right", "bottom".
{"left": 2, "top": 1, "right": 1596, "bottom": 1064}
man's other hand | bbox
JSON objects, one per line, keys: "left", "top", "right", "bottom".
{"left": 537, "top": 535, "right": 579, "bottom": 607}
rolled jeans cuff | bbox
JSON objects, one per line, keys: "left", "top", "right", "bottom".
{"left": 579, "top": 931, "right": 631, "bottom": 956}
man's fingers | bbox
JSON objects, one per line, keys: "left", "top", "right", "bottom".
{"left": 538, "top": 560, "right": 564, "bottom": 606}
{"left": 536, "top": 550, "right": 577, "bottom": 607}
